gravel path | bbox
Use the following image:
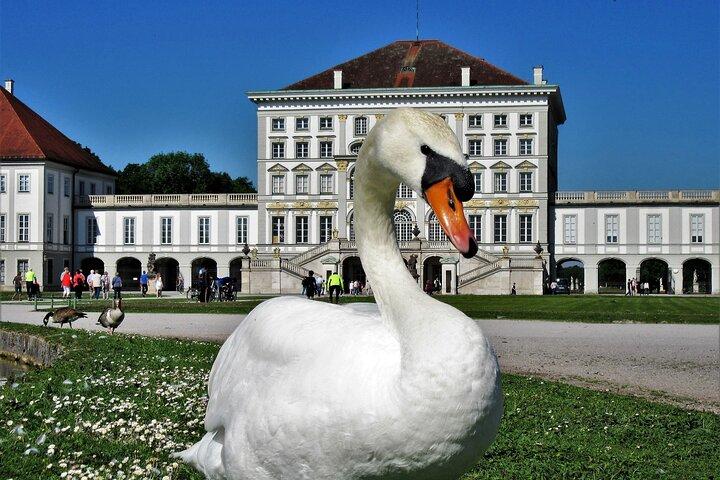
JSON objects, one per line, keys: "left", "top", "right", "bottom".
{"left": 2, "top": 303, "right": 718, "bottom": 412}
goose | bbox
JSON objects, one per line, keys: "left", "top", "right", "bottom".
{"left": 42, "top": 307, "right": 87, "bottom": 328}
{"left": 97, "top": 299, "right": 125, "bottom": 334}
{"left": 177, "top": 108, "right": 503, "bottom": 479}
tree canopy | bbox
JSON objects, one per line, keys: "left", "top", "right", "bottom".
{"left": 115, "top": 152, "right": 255, "bottom": 194}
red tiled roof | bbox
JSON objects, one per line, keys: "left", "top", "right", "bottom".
{"left": 0, "top": 88, "right": 115, "bottom": 175}
{"left": 283, "top": 40, "right": 528, "bottom": 90}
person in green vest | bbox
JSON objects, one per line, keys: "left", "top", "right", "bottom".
{"left": 326, "top": 271, "right": 344, "bottom": 304}
{"left": 24, "top": 268, "right": 37, "bottom": 300}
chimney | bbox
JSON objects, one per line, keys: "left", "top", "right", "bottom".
{"left": 4, "top": 79, "right": 14, "bottom": 95}
{"left": 333, "top": 70, "right": 342, "bottom": 89}
{"left": 533, "top": 66, "right": 544, "bottom": 85}
{"left": 461, "top": 67, "right": 470, "bottom": 87}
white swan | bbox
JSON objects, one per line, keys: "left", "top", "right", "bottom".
{"left": 178, "top": 108, "right": 503, "bottom": 479}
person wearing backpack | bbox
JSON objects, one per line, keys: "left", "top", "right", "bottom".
{"left": 302, "top": 270, "right": 317, "bottom": 300}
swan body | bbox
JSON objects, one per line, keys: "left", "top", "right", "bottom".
{"left": 178, "top": 108, "right": 503, "bottom": 479}
{"left": 42, "top": 307, "right": 87, "bottom": 328}
{"left": 97, "top": 299, "right": 125, "bottom": 333}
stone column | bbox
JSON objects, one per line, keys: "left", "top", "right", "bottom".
{"left": 454, "top": 113, "right": 464, "bottom": 145}
{"left": 179, "top": 263, "right": 192, "bottom": 291}
{"left": 440, "top": 257, "right": 459, "bottom": 295}
{"left": 712, "top": 264, "right": 720, "bottom": 295}
{"left": 584, "top": 265, "right": 598, "bottom": 294}
{"left": 338, "top": 114, "right": 348, "bottom": 155}
{"left": 240, "top": 257, "right": 251, "bottom": 294}
{"left": 336, "top": 160, "right": 348, "bottom": 236}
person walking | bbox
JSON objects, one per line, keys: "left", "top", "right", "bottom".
{"left": 176, "top": 271, "right": 184, "bottom": 292}
{"left": 326, "top": 271, "right": 344, "bottom": 304}
{"left": 24, "top": 268, "right": 37, "bottom": 300}
{"left": 302, "top": 270, "right": 317, "bottom": 300}
{"left": 12, "top": 272, "right": 23, "bottom": 300}
{"left": 155, "top": 273, "right": 164, "bottom": 298}
{"left": 433, "top": 277, "right": 441, "bottom": 293}
{"left": 140, "top": 271, "right": 149, "bottom": 296}
{"left": 112, "top": 272, "right": 123, "bottom": 299}
{"left": 72, "top": 269, "right": 85, "bottom": 299}
{"left": 90, "top": 270, "right": 102, "bottom": 299}
{"left": 315, "top": 275, "right": 324, "bottom": 296}
{"left": 60, "top": 267, "right": 72, "bottom": 298}
{"left": 86, "top": 269, "right": 95, "bottom": 296}
{"left": 626, "top": 279, "right": 632, "bottom": 296}
{"left": 101, "top": 271, "right": 111, "bottom": 300}
{"left": 511, "top": 283, "right": 517, "bottom": 295}
{"left": 424, "top": 279, "right": 434, "bottom": 296}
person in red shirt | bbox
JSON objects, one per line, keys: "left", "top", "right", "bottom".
{"left": 72, "top": 269, "right": 86, "bottom": 299}
{"left": 60, "top": 267, "right": 72, "bottom": 298}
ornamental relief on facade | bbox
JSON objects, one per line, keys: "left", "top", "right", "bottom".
{"left": 490, "top": 198, "right": 509, "bottom": 207}
{"left": 464, "top": 199, "right": 486, "bottom": 208}
{"left": 316, "top": 201, "right": 338, "bottom": 210}
{"left": 267, "top": 202, "right": 288, "bottom": 209}
{"left": 516, "top": 198, "right": 539, "bottom": 207}
{"left": 335, "top": 160, "right": 349, "bottom": 172}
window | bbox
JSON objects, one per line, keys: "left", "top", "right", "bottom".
{"left": 46, "top": 214, "right": 54, "bottom": 243}
{"left": 690, "top": 214, "right": 704, "bottom": 243}
{"left": 494, "top": 215, "right": 507, "bottom": 243}
{"left": 17, "top": 259, "right": 29, "bottom": 275}
{"left": 494, "top": 172, "right": 507, "bottom": 192}
{"left": 319, "top": 216, "right": 333, "bottom": 243}
{"left": 647, "top": 214, "right": 662, "bottom": 244}
{"left": 63, "top": 216, "right": 69, "bottom": 245}
{"left": 494, "top": 138, "right": 508, "bottom": 156}
{"left": 493, "top": 114, "right": 507, "bottom": 127}
{"left": 90, "top": 183, "right": 96, "bottom": 195}
{"left": 0, "top": 174, "right": 5, "bottom": 193}
{"left": 198, "top": 217, "right": 210, "bottom": 244}
{"left": 295, "top": 216, "right": 308, "bottom": 243}
{"left": 0, "top": 260, "right": 4, "bottom": 283}
{"left": 271, "top": 175, "right": 285, "bottom": 194}
{"left": 519, "top": 138, "right": 533, "bottom": 155}
{"left": 354, "top": 117, "right": 368, "bottom": 136}
{"left": 295, "top": 117, "right": 309, "bottom": 131}
{"left": 271, "top": 142, "right": 285, "bottom": 159}
{"left": 348, "top": 213, "right": 355, "bottom": 241}
{"left": 393, "top": 210, "right": 413, "bottom": 242}
{"left": 320, "top": 141, "right": 333, "bottom": 158}
{"left": 320, "top": 174, "right": 334, "bottom": 194}
{"left": 123, "top": 217, "right": 136, "bottom": 245}
{"left": 47, "top": 174, "right": 54, "bottom": 194}
{"left": 271, "top": 216, "right": 285, "bottom": 243}
{"left": 520, "top": 114, "right": 533, "bottom": 126}
{"left": 605, "top": 215, "right": 619, "bottom": 243}
{"left": 64, "top": 177, "right": 70, "bottom": 197}
{"left": 519, "top": 172, "right": 533, "bottom": 192}
{"left": 319, "top": 116, "right": 333, "bottom": 130}
{"left": 106, "top": 185, "right": 112, "bottom": 194}
{"left": 295, "top": 175, "right": 309, "bottom": 194}
{"left": 236, "top": 216, "right": 248, "bottom": 244}
{"left": 519, "top": 214, "right": 533, "bottom": 243}
{"left": 349, "top": 142, "right": 362, "bottom": 155}
{"left": 563, "top": 215, "right": 577, "bottom": 244}
{"left": 17, "top": 214, "right": 29, "bottom": 242}
{"left": 469, "top": 215, "right": 482, "bottom": 241}
{"left": 79, "top": 181, "right": 85, "bottom": 196}
{"left": 86, "top": 217, "right": 98, "bottom": 245}
{"left": 161, "top": 217, "right": 173, "bottom": 244}
{"left": 0, "top": 214, "right": 5, "bottom": 242}
{"left": 428, "top": 213, "right": 447, "bottom": 241}
{"left": 469, "top": 114, "right": 483, "bottom": 128}
{"left": 295, "top": 142, "right": 309, "bottom": 158}
{"left": 18, "top": 174, "right": 30, "bottom": 192}
{"left": 397, "top": 183, "right": 413, "bottom": 198}
{"left": 473, "top": 172, "right": 483, "bottom": 193}
{"left": 468, "top": 139, "right": 483, "bottom": 156}
{"left": 271, "top": 118, "right": 285, "bottom": 131}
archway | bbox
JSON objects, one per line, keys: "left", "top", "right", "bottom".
{"left": 423, "top": 256, "right": 442, "bottom": 288}
{"left": 682, "top": 258, "right": 712, "bottom": 294}
{"left": 191, "top": 257, "right": 217, "bottom": 287}
{"left": 640, "top": 258, "right": 669, "bottom": 294}
{"left": 80, "top": 257, "right": 104, "bottom": 277}
{"left": 342, "top": 256, "right": 365, "bottom": 294}
{"left": 556, "top": 258, "right": 584, "bottom": 293}
{"left": 229, "top": 258, "right": 243, "bottom": 291}
{"left": 597, "top": 258, "right": 626, "bottom": 294}
{"left": 116, "top": 257, "right": 141, "bottom": 289}
{"left": 155, "top": 257, "right": 179, "bottom": 291}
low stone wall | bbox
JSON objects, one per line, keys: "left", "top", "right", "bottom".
{"left": 0, "top": 330, "right": 62, "bottom": 367}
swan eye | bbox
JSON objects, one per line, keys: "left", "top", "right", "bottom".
{"left": 420, "top": 145, "right": 432, "bottom": 156}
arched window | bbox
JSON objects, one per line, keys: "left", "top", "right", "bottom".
{"left": 348, "top": 212, "right": 355, "bottom": 241}
{"left": 427, "top": 213, "right": 448, "bottom": 241}
{"left": 349, "top": 142, "right": 363, "bottom": 155}
{"left": 354, "top": 117, "right": 368, "bottom": 136}
{"left": 348, "top": 168, "right": 354, "bottom": 199}
{"left": 397, "top": 183, "right": 413, "bottom": 198}
{"left": 393, "top": 210, "right": 413, "bottom": 242}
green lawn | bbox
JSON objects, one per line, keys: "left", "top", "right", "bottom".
{"left": 11, "top": 293, "right": 719, "bottom": 324}
{"left": 1, "top": 322, "right": 717, "bottom": 479}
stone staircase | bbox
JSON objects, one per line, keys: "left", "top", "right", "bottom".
{"left": 457, "top": 260, "right": 504, "bottom": 287}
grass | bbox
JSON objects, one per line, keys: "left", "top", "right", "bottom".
{"left": 11, "top": 292, "right": 719, "bottom": 324}
{"left": 1, "top": 322, "right": 718, "bottom": 479}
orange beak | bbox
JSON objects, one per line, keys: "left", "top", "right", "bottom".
{"left": 424, "top": 177, "right": 478, "bottom": 258}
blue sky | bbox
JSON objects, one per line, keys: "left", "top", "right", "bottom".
{"left": 1, "top": 0, "right": 718, "bottom": 190}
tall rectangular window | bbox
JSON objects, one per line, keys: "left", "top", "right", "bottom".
{"left": 519, "top": 214, "right": 533, "bottom": 243}
{"left": 320, "top": 174, "right": 334, "bottom": 194}
{"left": 469, "top": 215, "right": 482, "bottom": 241}
{"left": 295, "top": 175, "right": 309, "bottom": 194}
{"left": 647, "top": 214, "right": 662, "bottom": 244}
{"left": 295, "top": 142, "right": 309, "bottom": 158}
{"left": 468, "top": 114, "right": 483, "bottom": 128}
{"left": 494, "top": 139, "right": 507, "bottom": 156}
{"left": 473, "top": 172, "right": 483, "bottom": 193}
{"left": 236, "top": 216, "right": 248, "bottom": 244}
{"left": 295, "top": 117, "right": 309, "bottom": 131}
{"left": 354, "top": 117, "right": 368, "bottom": 136}
{"left": 161, "top": 217, "right": 173, "bottom": 244}
{"left": 0, "top": 174, "right": 6, "bottom": 193}
{"left": 123, "top": 217, "right": 136, "bottom": 245}
{"left": 198, "top": 217, "right": 210, "bottom": 244}
{"left": 46, "top": 214, "right": 54, "bottom": 243}
{"left": 563, "top": 215, "right": 577, "bottom": 244}
{"left": 271, "top": 216, "right": 285, "bottom": 243}
{"left": 468, "top": 139, "right": 483, "bottom": 156}
{"left": 319, "top": 216, "right": 333, "bottom": 243}
{"left": 519, "top": 138, "right": 533, "bottom": 155}
{"left": 271, "top": 175, "right": 285, "bottom": 194}
{"left": 106, "top": 185, "right": 113, "bottom": 194}
{"left": 271, "top": 118, "right": 285, "bottom": 131}
{"left": 295, "top": 216, "right": 308, "bottom": 243}
{"left": 17, "top": 259, "right": 29, "bottom": 275}
{"left": 17, "top": 214, "right": 29, "bottom": 242}
{"left": 0, "top": 214, "right": 5, "bottom": 242}
{"left": 494, "top": 215, "right": 507, "bottom": 243}
{"left": 271, "top": 142, "right": 285, "bottom": 158}
{"left": 690, "top": 214, "right": 704, "bottom": 243}
{"left": 0, "top": 260, "right": 4, "bottom": 283}
{"left": 18, "top": 174, "right": 30, "bottom": 192}
{"left": 63, "top": 216, "right": 70, "bottom": 245}
{"left": 493, "top": 114, "right": 507, "bottom": 127}
{"left": 47, "top": 174, "right": 55, "bottom": 194}
{"left": 79, "top": 181, "right": 85, "bottom": 196}
{"left": 605, "top": 215, "right": 619, "bottom": 243}
{"left": 319, "top": 116, "right": 333, "bottom": 130}
{"left": 519, "top": 172, "right": 533, "bottom": 192}
{"left": 494, "top": 172, "right": 507, "bottom": 192}
{"left": 520, "top": 113, "right": 533, "bottom": 126}
{"left": 320, "top": 141, "right": 333, "bottom": 158}
{"left": 86, "top": 217, "right": 98, "bottom": 244}
{"left": 64, "top": 177, "right": 70, "bottom": 197}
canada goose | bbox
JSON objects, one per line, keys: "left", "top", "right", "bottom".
{"left": 42, "top": 307, "right": 87, "bottom": 328}
{"left": 97, "top": 299, "right": 125, "bottom": 334}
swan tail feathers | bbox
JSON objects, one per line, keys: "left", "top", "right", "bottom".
{"left": 174, "top": 430, "right": 226, "bottom": 479}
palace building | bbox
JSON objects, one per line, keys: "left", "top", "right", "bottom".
{"left": 1, "top": 41, "right": 718, "bottom": 294}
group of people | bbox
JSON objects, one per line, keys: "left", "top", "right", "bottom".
{"left": 59, "top": 267, "right": 124, "bottom": 299}
{"left": 626, "top": 278, "right": 649, "bottom": 296}
{"left": 302, "top": 271, "right": 348, "bottom": 304}
{"left": 139, "top": 270, "right": 168, "bottom": 297}
{"left": 11, "top": 268, "right": 41, "bottom": 300}
{"left": 423, "top": 277, "right": 442, "bottom": 295}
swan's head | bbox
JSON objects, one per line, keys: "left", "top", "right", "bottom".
{"left": 367, "top": 108, "right": 478, "bottom": 258}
